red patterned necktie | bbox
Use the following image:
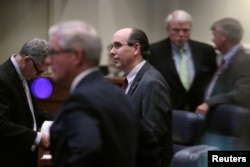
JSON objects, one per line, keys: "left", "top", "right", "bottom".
{"left": 121, "top": 78, "right": 128, "bottom": 92}
{"left": 205, "top": 59, "right": 225, "bottom": 99}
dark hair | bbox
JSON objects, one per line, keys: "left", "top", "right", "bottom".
{"left": 127, "top": 28, "right": 150, "bottom": 60}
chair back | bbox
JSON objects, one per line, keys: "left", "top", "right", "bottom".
{"left": 172, "top": 110, "right": 205, "bottom": 153}
{"left": 201, "top": 104, "right": 250, "bottom": 150}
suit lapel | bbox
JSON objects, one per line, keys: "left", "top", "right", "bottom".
{"left": 127, "top": 62, "right": 150, "bottom": 96}
{"left": 2, "top": 59, "right": 32, "bottom": 119}
{"left": 219, "top": 46, "right": 244, "bottom": 76}
{"left": 5, "top": 59, "right": 28, "bottom": 101}
{"left": 189, "top": 40, "right": 201, "bottom": 77}
{"left": 165, "top": 38, "right": 181, "bottom": 80}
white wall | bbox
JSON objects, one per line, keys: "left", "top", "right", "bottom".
{"left": 48, "top": 0, "right": 149, "bottom": 65}
{"left": 0, "top": 0, "right": 49, "bottom": 63}
{"left": 172, "top": 0, "right": 250, "bottom": 46}
{"left": 1, "top": 0, "right": 250, "bottom": 64}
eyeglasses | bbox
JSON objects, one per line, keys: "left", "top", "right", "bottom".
{"left": 107, "top": 42, "right": 134, "bottom": 51}
{"left": 29, "top": 57, "right": 44, "bottom": 75}
{"left": 48, "top": 49, "right": 73, "bottom": 56}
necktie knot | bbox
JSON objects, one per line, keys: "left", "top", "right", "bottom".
{"left": 121, "top": 78, "right": 128, "bottom": 92}
{"left": 180, "top": 48, "right": 185, "bottom": 56}
{"left": 219, "top": 59, "right": 225, "bottom": 67}
{"left": 216, "top": 59, "right": 225, "bottom": 75}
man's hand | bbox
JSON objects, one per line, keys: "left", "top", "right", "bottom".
{"left": 195, "top": 102, "right": 209, "bottom": 115}
{"left": 39, "top": 133, "right": 50, "bottom": 149}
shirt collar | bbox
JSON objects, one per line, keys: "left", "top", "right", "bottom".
{"left": 223, "top": 44, "right": 241, "bottom": 64}
{"left": 171, "top": 42, "right": 191, "bottom": 58}
{"left": 171, "top": 42, "right": 189, "bottom": 52}
{"left": 11, "top": 55, "right": 24, "bottom": 81}
{"left": 126, "top": 60, "right": 146, "bottom": 84}
{"left": 70, "top": 67, "right": 99, "bottom": 93}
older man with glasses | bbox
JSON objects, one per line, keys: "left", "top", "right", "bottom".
{"left": 0, "top": 38, "right": 52, "bottom": 167}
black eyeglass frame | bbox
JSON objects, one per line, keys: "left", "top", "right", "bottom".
{"left": 28, "top": 56, "right": 44, "bottom": 75}
{"left": 107, "top": 42, "right": 135, "bottom": 51}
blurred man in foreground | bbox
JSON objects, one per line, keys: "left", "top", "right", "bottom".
{"left": 46, "top": 20, "right": 139, "bottom": 167}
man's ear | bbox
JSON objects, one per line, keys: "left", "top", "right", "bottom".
{"left": 133, "top": 43, "right": 140, "bottom": 56}
{"left": 19, "top": 55, "right": 30, "bottom": 70}
{"left": 73, "top": 48, "right": 85, "bottom": 66}
{"left": 23, "top": 55, "right": 30, "bottom": 61}
{"left": 22, "top": 55, "right": 31, "bottom": 65}
{"left": 219, "top": 33, "right": 227, "bottom": 43}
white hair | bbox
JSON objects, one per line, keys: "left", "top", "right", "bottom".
{"left": 49, "top": 20, "right": 102, "bottom": 64}
{"left": 165, "top": 10, "right": 192, "bottom": 27}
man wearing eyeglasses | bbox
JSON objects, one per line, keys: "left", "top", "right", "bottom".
{"left": 109, "top": 28, "right": 173, "bottom": 167}
{"left": 0, "top": 38, "right": 51, "bottom": 167}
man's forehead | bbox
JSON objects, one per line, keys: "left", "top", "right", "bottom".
{"left": 113, "top": 28, "right": 132, "bottom": 42}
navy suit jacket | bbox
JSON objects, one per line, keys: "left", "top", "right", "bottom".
{"left": 0, "top": 58, "right": 49, "bottom": 167}
{"left": 50, "top": 71, "right": 138, "bottom": 167}
{"left": 127, "top": 62, "right": 173, "bottom": 167}
{"left": 149, "top": 38, "right": 217, "bottom": 111}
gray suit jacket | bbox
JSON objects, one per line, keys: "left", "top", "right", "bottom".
{"left": 127, "top": 62, "right": 173, "bottom": 167}
{"left": 207, "top": 47, "right": 250, "bottom": 109}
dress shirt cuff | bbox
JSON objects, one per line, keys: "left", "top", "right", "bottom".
{"left": 31, "top": 132, "right": 41, "bottom": 152}
{"left": 35, "top": 132, "right": 42, "bottom": 146}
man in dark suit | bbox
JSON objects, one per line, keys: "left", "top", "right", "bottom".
{"left": 149, "top": 10, "right": 217, "bottom": 112}
{"left": 47, "top": 20, "right": 138, "bottom": 167}
{"left": 0, "top": 38, "right": 51, "bottom": 167}
{"left": 196, "top": 17, "right": 250, "bottom": 114}
{"left": 109, "top": 28, "right": 172, "bottom": 167}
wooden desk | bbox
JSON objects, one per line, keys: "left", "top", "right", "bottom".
{"left": 38, "top": 150, "right": 53, "bottom": 167}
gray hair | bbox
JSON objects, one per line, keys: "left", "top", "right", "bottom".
{"left": 211, "top": 17, "right": 243, "bottom": 43}
{"left": 19, "top": 38, "right": 49, "bottom": 63}
{"left": 165, "top": 10, "right": 192, "bottom": 27}
{"left": 49, "top": 20, "right": 102, "bottom": 64}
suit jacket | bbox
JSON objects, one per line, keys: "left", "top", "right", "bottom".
{"left": 207, "top": 47, "right": 250, "bottom": 109}
{"left": 149, "top": 38, "right": 217, "bottom": 111}
{"left": 0, "top": 58, "right": 49, "bottom": 167}
{"left": 50, "top": 71, "right": 138, "bottom": 167}
{"left": 127, "top": 62, "right": 173, "bottom": 167}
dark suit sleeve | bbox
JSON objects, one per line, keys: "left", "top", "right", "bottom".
{"left": 0, "top": 80, "right": 37, "bottom": 149}
{"left": 141, "top": 80, "right": 172, "bottom": 166}
{"left": 36, "top": 108, "right": 54, "bottom": 127}
{"left": 142, "top": 80, "right": 171, "bottom": 136}
{"left": 137, "top": 119, "right": 161, "bottom": 167}
{"left": 63, "top": 110, "right": 102, "bottom": 167}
